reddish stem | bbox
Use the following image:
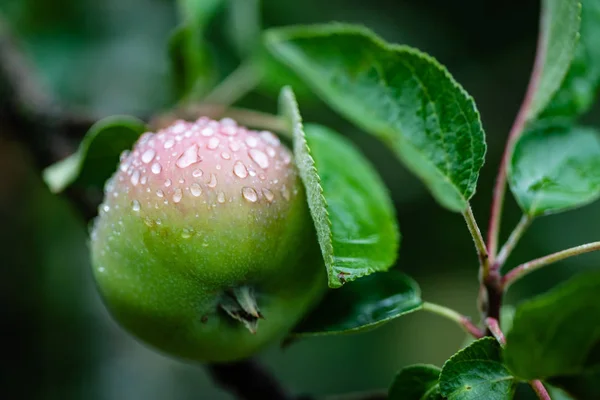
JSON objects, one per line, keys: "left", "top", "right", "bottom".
{"left": 530, "top": 380, "right": 552, "bottom": 400}
{"left": 485, "top": 317, "right": 506, "bottom": 345}
{"left": 487, "top": 8, "right": 548, "bottom": 263}
{"left": 503, "top": 241, "right": 600, "bottom": 289}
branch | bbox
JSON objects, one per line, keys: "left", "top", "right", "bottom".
{"left": 529, "top": 380, "right": 551, "bottom": 400}
{"left": 503, "top": 241, "right": 600, "bottom": 289}
{"left": 463, "top": 205, "right": 490, "bottom": 278}
{"left": 493, "top": 215, "right": 532, "bottom": 271}
{"left": 484, "top": 318, "right": 505, "bottom": 345}
{"left": 150, "top": 104, "right": 287, "bottom": 134}
{"left": 0, "top": 15, "right": 298, "bottom": 400}
{"left": 422, "top": 302, "right": 484, "bottom": 339}
{"left": 487, "top": 6, "right": 547, "bottom": 261}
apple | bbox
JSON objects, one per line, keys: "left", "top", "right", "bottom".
{"left": 90, "top": 117, "right": 326, "bottom": 362}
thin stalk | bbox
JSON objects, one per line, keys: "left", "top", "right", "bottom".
{"left": 487, "top": 7, "right": 548, "bottom": 260}
{"left": 463, "top": 205, "right": 490, "bottom": 279}
{"left": 503, "top": 241, "right": 600, "bottom": 289}
{"left": 485, "top": 317, "right": 505, "bottom": 345}
{"left": 494, "top": 215, "right": 532, "bottom": 271}
{"left": 150, "top": 105, "right": 287, "bottom": 134}
{"left": 530, "top": 380, "right": 551, "bottom": 400}
{"left": 203, "top": 61, "right": 263, "bottom": 107}
{"left": 422, "top": 302, "right": 484, "bottom": 339}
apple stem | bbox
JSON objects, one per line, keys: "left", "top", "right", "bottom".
{"left": 220, "top": 287, "right": 263, "bottom": 333}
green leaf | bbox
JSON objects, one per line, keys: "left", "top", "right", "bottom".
{"left": 266, "top": 24, "right": 486, "bottom": 212}
{"left": 547, "top": 385, "right": 577, "bottom": 400}
{"left": 527, "top": 0, "right": 581, "bottom": 121}
{"left": 439, "top": 337, "right": 517, "bottom": 400}
{"left": 279, "top": 87, "right": 400, "bottom": 288}
{"left": 225, "top": 0, "right": 261, "bottom": 58}
{"left": 508, "top": 121, "right": 600, "bottom": 216}
{"left": 177, "top": 0, "right": 224, "bottom": 27}
{"left": 292, "top": 269, "right": 422, "bottom": 336}
{"left": 169, "top": 0, "right": 225, "bottom": 99}
{"left": 543, "top": 0, "right": 600, "bottom": 119}
{"left": 504, "top": 271, "right": 600, "bottom": 381}
{"left": 168, "top": 25, "right": 217, "bottom": 100}
{"left": 43, "top": 116, "right": 146, "bottom": 193}
{"left": 389, "top": 364, "right": 443, "bottom": 400}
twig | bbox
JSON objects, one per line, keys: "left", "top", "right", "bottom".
{"left": 202, "top": 61, "right": 263, "bottom": 107}
{"left": 150, "top": 104, "right": 287, "bottom": 134}
{"left": 463, "top": 205, "right": 490, "bottom": 278}
{"left": 529, "top": 380, "right": 552, "bottom": 400}
{"left": 487, "top": 4, "right": 548, "bottom": 261}
{"left": 494, "top": 215, "right": 532, "bottom": 271}
{"left": 484, "top": 318, "right": 505, "bottom": 345}
{"left": 502, "top": 241, "right": 600, "bottom": 289}
{"left": 422, "top": 302, "right": 484, "bottom": 339}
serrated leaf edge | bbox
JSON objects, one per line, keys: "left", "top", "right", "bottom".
{"left": 265, "top": 23, "right": 486, "bottom": 212}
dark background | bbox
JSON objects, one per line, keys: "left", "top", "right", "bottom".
{"left": 2, "top": 0, "right": 599, "bottom": 398}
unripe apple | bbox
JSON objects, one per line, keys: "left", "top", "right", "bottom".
{"left": 90, "top": 117, "right": 326, "bottom": 362}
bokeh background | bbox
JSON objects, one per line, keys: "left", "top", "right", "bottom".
{"left": 2, "top": 0, "right": 599, "bottom": 398}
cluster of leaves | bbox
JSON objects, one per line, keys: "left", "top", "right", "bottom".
{"left": 42, "top": 0, "right": 600, "bottom": 399}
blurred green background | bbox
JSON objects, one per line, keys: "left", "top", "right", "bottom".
{"left": 2, "top": 0, "right": 600, "bottom": 398}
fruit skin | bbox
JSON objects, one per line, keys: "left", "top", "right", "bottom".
{"left": 90, "top": 118, "right": 326, "bottom": 362}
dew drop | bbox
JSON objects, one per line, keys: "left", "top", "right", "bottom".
{"left": 141, "top": 149, "right": 156, "bottom": 164}
{"left": 249, "top": 149, "right": 269, "bottom": 169}
{"left": 229, "top": 141, "right": 241, "bottom": 152}
{"left": 282, "top": 151, "right": 292, "bottom": 165}
{"left": 131, "top": 170, "right": 140, "bottom": 186}
{"left": 120, "top": 150, "right": 130, "bottom": 162}
{"left": 102, "top": 204, "right": 110, "bottom": 213}
{"left": 176, "top": 144, "right": 200, "bottom": 168}
{"left": 192, "top": 169, "right": 203, "bottom": 178}
{"left": 173, "top": 188, "right": 183, "bottom": 203}
{"left": 164, "top": 139, "right": 175, "bottom": 149}
{"left": 266, "top": 146, "right": 276, "bottom": 158}
{"left": 217, "top": 191, "right": 226, "bottom": 203}
{"left": 151, "top": 162, "right": 162, "bottom": 174}
{"left": 190, "top": 183, "right": 202, "bottom": 197}
{"left": 131, "top": 200, "right": 141, "bottom": 211}
{"left": 281, "top": 185, "right": 290, "bottom": 201}
{"left": 200, "top": 127, "right": 214, "bottom": 137}
{"left": 221, "top": 152, "right": 231, "bottom": 160}
{"left": 171, "top": 120, "right": 187, "bottom": 134}
{"left": 242, "top": 187, "right": 258, "bottom": 203}
{"left": 261, "top": 131, "right": 280, "bottom": 146}
{"left": 233, "top": 161, "right": 248, "bottom": 178}
{"left": 208, "top": 137, "right": 220, "bottom": 150}
{"left": 165, "top": 179, "right": 172, "bottom": 187}
{"left": 144, "top": 217, "right": 154, "bottom": 227}
{"left": 220, "top": 117, "right": 237, "bottom": 126}
{"left": 221, "top": 126, "right": 237, "bottom": 136}
{"left": 262, "top": 188, "right": 274, "bottom": 203}
{"left": 181, "top": 228, "right": 193, "bottom": 239}
{"left": 207, "top": 173, "right": 217, "bottom": 188}
{"left": 140, "top": 175, "right": 148, "bottom": 185}
{"left": 245, "top": 136, "right": 258, "bottom": 148}
{"left": 156, "top": 189, "right": 164, "bottom": 198}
